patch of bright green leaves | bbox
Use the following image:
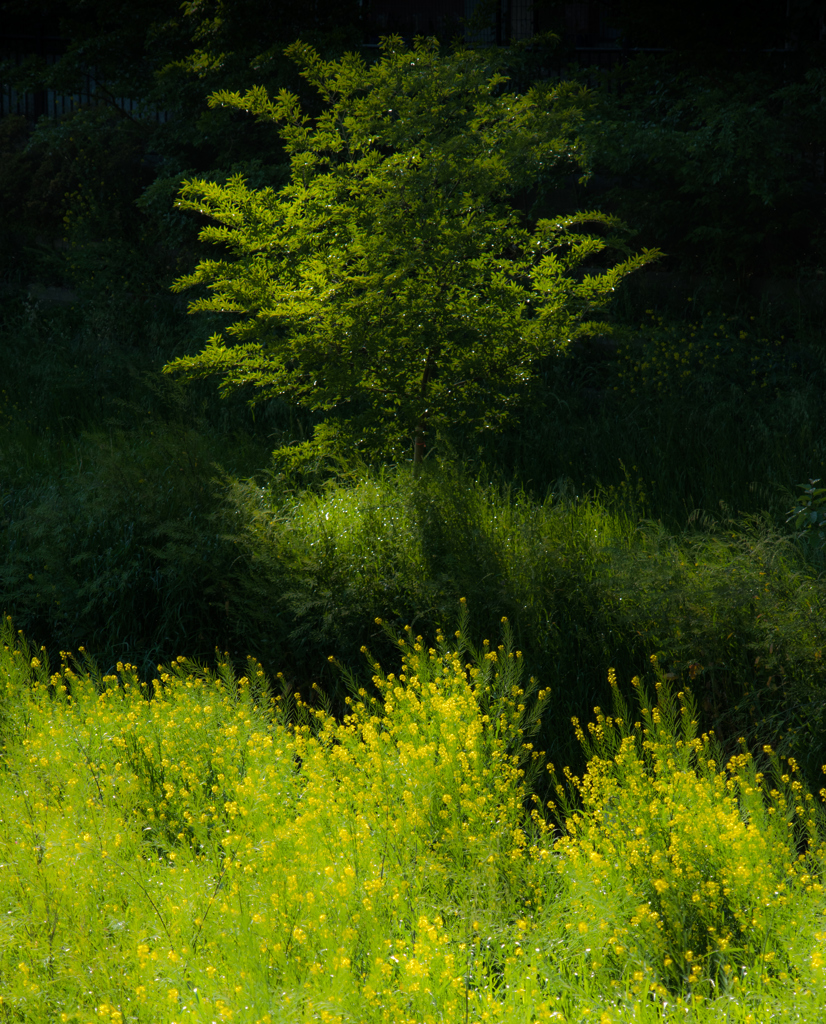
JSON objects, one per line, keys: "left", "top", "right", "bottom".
{"left": 165, "top": 36, "right": 659, "bottom": 462}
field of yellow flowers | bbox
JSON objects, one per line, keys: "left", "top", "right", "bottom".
{"left": 1, "top": 608, "right": 825, "bottom": 1024}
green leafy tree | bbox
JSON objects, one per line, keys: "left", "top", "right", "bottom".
{"left": 165, "top": 37, "right": 659, "bottom": 463}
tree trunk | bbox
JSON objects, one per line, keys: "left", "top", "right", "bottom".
{"left": 413, "top": 421, "right": 426, "bottom": 464}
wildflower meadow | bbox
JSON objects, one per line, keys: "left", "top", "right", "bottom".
{"left": 2, "top": 607, "right": 825, "bottom": 1023}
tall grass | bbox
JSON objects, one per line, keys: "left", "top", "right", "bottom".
{"left": 466, "top": 300, "right": 826, "bottom": 527}
{"left": 1, "top": 617, "right": 824, "bottom": 1023}
{"left": 1, "top": 286, "right": 825, "bottom": 776}
{"left": 217, "top": 464, "right": 826, "bottom": 780}
{"left": 0, "top": 290, "right": 297, "bottom": 672}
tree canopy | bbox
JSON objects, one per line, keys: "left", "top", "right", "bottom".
{"left": 165, "top": 36, "right": 659, "bottom": 462}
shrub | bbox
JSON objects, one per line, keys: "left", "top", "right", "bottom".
{"left": 552, "top": 660, "right": 826, "bottom": 999}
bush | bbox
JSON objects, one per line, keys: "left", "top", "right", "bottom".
{"left": 552, "top": 662, "right": 826, "bottom": 997}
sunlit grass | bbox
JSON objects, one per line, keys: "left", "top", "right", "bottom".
{"left": 2, "top": 286, "right": 826, "bottom": 801}
{"left": 2, "top": 614, "right": 825, "bottom": 1023}
{"left": 224, "top": 464, "right": 826, "bottom": 780}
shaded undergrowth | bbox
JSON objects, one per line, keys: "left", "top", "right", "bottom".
{"left": 1, "top": 286, "right": 825, "bottom": 781}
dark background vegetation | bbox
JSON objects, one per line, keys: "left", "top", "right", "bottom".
{"left": 1, "top": 0, "right": 826, "bottom": 787}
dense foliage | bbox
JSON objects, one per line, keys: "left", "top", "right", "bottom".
{"left": 577, "top": 59, "right": 826, "bottom": 279}
{"left": 164, "top": 37, "right": 658, "bottom": 461}
{"left": 1, "top": 11, "right": 826, "bottom": 1018}
{"left": 0, "top": 0, "right": 362, "bottom": 291}
{"left": 2, "top": 619, "right": 824, "bottom": 1022}
{"left": 1, "top": 285, "right": 825, "bottom": 782}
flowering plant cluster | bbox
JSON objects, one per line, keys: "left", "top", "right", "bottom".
{"left": 551, "top": 658, "right": 826, "bottom": 999}
{"left": 614, "top": 309, "right": 793, "bottom": 397}
{"left": 1, "top": 614, "right": 824, "bottom": 1022}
